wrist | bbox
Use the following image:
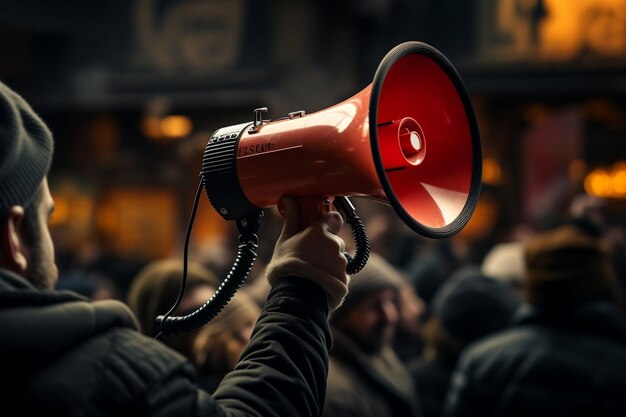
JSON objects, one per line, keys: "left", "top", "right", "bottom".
{"left": 266, "top": 257, "right": 349, "bottom": 311}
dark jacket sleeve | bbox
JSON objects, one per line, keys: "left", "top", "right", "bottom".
{"left": 207, "top": 277, "right": 332, "bottom": 417}
{"left": 442, "top": 357, "right": 475, "bottom": 417}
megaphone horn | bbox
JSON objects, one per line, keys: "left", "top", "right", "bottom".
{"left": 156, "top": 41, "right": 481, "bottom": 336}
{"left": 203, "top": 41, "right": 482, "bottom": 238}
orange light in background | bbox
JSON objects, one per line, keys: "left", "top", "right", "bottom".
{"left": 142, "top": 115, "right": 193, "bottom": 140}
{"left": 161, "top": 115, "right": 193, "bottom": 139}
{"left": 141, "top": 116, "right": 162, "bottom": 139}
{"left": 97, "top": 188, "right": 178, "bottom": 259}
{"left": 97, "top": 204, "right": 119, "bottom": 235}
{"left": 541, "top": 0, "right": 626, "bottom": 59}
{"left": 482, "top": 157, "right": 502, "bottom": 185}
{"left": 49, "top": 195, "right": 94, "bottom": 227}
{"left": 584, "top": 163, "right": 626, "bottom": 198}
{"left": 458, "top": 193, "right": 500, "bottom": 241}
{"left": 612, "top": 165, "right": 626, "bottom": 195}
{"left": 50, "top": 196, "right": 70, "bottom": 226}
{"left": 72, "top": 197, "right": 94, "bottom": 222}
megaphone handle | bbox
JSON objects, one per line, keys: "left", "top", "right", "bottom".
{"left": 295, "top": 196, "right": 332, "bottom": 229}
{"left": 294, "top": 196, "right": 370, "bottom": 275}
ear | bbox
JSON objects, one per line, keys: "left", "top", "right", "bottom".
{"left": 0, "top": 206, "right": 28, "bottom": 275}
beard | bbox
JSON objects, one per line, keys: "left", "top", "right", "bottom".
{"left": 26, "top": 238, "right": 58, "bottom": 291}
{"left": 344, "top": 322, "right": 396, "bottom": 354}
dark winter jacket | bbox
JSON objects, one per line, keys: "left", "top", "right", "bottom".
{"left": 0, "top": 268, "right": 331, "bottom": 417}
{"left": 322, "top": 329, "right": 421, "bottom": 417}
{"left": 410, "top": 357, "right": 454, "bottom": 417}
{"left": 444, "top": 302, "right": 626, "bottom": 417}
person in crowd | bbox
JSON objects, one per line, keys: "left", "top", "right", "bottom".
{"left": 127, "top": 259, "right": 219, "bottom": 359}
{"left": 444, "top": 225, "right": 626, "bottom": 417}
{"left": 322, "top": 253, "right": 421, "bottom": 417}
{"left": 569, "top": 194, "right": 608, "bottom": 237}
{"left": 568, "top": 193, "right": 626, "bottom": 308}
{"left": 193, "top": 291, "right": 261, "bottom": 393}
{"left": 0, "top": 80, "right": 350, "bottom": 417}
{"left": 409, "top": 266, "right": 520, "bottom": 417}
{"left": 481, "top": 242, "right": 526, "bottom": 294}
{"left": 393, "top": 277, "right": 426, "bottom": 363}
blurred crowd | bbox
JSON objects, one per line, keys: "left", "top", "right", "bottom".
{"left": 55, "top": 192, "right": 626, "bottom": 416}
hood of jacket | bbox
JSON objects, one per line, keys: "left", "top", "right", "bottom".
{"left": 0, "top": 268, "right": 139, "bottom": 376}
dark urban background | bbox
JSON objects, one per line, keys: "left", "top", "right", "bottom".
{"left": 1, "top": 0, "right": 625, "bottom": 294}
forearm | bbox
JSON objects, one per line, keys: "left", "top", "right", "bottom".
{"left": 212, "top": 277, "right": 331, "bottom": 417}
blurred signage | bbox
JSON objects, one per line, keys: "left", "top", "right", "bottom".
{"left": 135, "top": 0, "right": 245, "bottom": 71}
{"left": 478, "top": 0, "right": 626, "bottom": 61}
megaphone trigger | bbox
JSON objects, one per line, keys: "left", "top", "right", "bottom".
{"left": 295, "top": 196, "right": 333, "bottom": 230}
{"left": 289, "top": 195, "right": 370, "bottom": 275}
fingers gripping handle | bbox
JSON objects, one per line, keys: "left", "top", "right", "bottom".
{"left": 294, "top": 196, "right": 370, "bottom": 275}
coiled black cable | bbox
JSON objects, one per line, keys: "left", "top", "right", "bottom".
{"left": 334, "top": 196, "right": 370, "bottom": 275}
{"left": 156, "top": 238, "right": 258, "bottom": 337}
{"left": 155, "top": 177, "right": 262, "bottom": 339}
{"left": 155, "top": 191, "right": 368, "bottom": 338}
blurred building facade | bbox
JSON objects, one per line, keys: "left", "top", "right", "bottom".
{"left": 1, "top": 0, "right": 624, "bottom": 262}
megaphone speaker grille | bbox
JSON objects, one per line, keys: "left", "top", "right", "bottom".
{"left": 370, "top": 42, "right": 482, "bottom": 238}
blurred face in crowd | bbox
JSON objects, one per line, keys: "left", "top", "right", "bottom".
{"left": 166, "top": 284, "right": 216, "bottom": 357}
{"left": 223, "top": 320, "right": 255, "bottom": 370}
{"left": 397, "top": 282, "right": 425, "bottom": 338}
{"left": 19, "top": 178, "right": 58, "bottom": 291}
{"left": 337, "top": 288, "right": 399, "bottom": 353}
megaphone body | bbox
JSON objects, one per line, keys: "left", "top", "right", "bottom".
{"left": 203, "top": 42, "right": 481, "bottom": 238}
{"left": 157, "top": 41, "right": 482, "bottom": 337}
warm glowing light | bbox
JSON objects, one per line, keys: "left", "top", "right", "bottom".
{"left": 49, "top": 196, "right": 70, "bottom": 226}
{"left": 458, "top": 195, "right": 500, "bottom": 240}
{"left": 141, "top": 116, "right": 162, "bottom": 139}
{"left": 584, "top": 163, "right": 626, "bottom": 198}
{"left": 142, "top": 115, "right": 193, "bottom": 140}
{"left": 541, "top": 0, "right": 626, "bottom": 59}
{"left": 160, "top": 115, "right": 193, "bottom": 138}
{"left": 612, "top": 169, "right": 626, "bottom": 195}
{"left": 482, "top": 157, "right": 502, "bottom": 185}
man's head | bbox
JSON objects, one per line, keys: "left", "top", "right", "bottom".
{"left": 428, "top": 266, "right": 520, "bottom": 345}
{"left": 523, "top": 225, "right": 617, "bottom": 309}
{"left": 0, "top": 81, "right": 56, "bottom": 290}
{"left": 331, "top": 253, "right": 404, "bottom": 353}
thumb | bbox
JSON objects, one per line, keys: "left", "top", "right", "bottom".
{"left": 277, "top": 196, "right": 301, "bottom": 239}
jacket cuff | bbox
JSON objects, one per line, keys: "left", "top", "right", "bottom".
{"left": 266, "top": 257, "right": 349, "bottom": 311}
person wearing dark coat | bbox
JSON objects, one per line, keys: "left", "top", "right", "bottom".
{"left": 409, "top": 266, "right": 520, "bottom": 417}
{"left": 444, "top": 225, "right": 626, "bottom": 417}
{"left": 0, "top": 80, "right": 350, "bottom": 417}
{"left": 322, "top": 253, "right": 422, "bottom": 417}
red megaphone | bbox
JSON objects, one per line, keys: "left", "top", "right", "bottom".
{"left": 202, "top": 41, "right": 481, "bottom": 238}
{"left": 156, "top": 41, "right": 483, "bottom": 337}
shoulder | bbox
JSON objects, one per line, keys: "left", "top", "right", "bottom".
{"left": 30, "top": 324, "right": 208, "bottom": 416}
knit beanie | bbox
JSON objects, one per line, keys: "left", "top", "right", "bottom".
{"left": 431, "top": 266, "right": 520, "bottom": 343}
{"left": 523, "top": 225, "right": 616, "bottom": 309}
{"left": 331, "top": 253, "right": 405, "bottom": 323}
{"left": 0, "top": 81, "right": 53, "bottom": 215}
{"left": 127, "top": 259, "right": 220, "bottom": 336}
